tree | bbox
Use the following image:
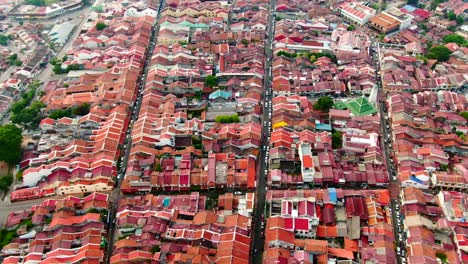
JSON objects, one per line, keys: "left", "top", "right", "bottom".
{"left": 7, "top": 53, "right": 22, "bottom": 66}
{"left": 440, "top": 164, "right": 449, "bottom": 171}
{"left": 48, "top": 103, "right": 91, "bottom": 119}
{"left": 459, "top": 111, "right": 468, "bottom": 120}
{"left": 96, "top": 22, "right": 107, "bottom": 31}
{"left": 347, "top": 25, "right": 355, "bottom": 31}
{"left": 0, "top": 34, "right": 12, "bottom": 46}
{"left": 0, "top": 124, "right": 23, "bottom": 165}
{"left": 241, "top": 39, "right": 249, "bottom": 47}
{"left": 447, "top": 11, "right": 456, "bottom": 20}
{"left": 456, "top": 16, "right": 464, "bottom": 25}
{"left": 332, "top": 131, "right": 342, "bottom": 149}
{"left": 442, "top": 34, "right": 466, "bottom": 46}
{"left": 11, "top": 109, "right": 36, "bottom": 125}
{"left": 8, "top": 54, "right": 18, "bottom": 61}
{"left": 0, "top": 174, "right": 13, "bottom": 192}
{"left": 309, "top": 55, "right": 316, "bottom": 63}
{"left": 419, "top": 23, "right": 427, "bottom": 31}
{"left": 455, "top": 131, "right": 466, "bottom": 141}
{"left": 30, "top": 100, "right": 46, "bottom": 111}
{"left": 277, "top": 50, "right": 291, "bottom": 58}
{"left": 151, "top": 245, "right": 161, "bottom": 253}
{"left": 48, "top": 108, "right": 72, "bottom": 119}
{"left": 447, "top": 25, "right": 457, "bottom": 32}
{"left": 154, "top": 163, "right": 162, "bottom": 172}
{"left": 407, "top": 0, "right": 418, "bottom": 5}
{"left": 205, "top": 75, "right": 218, "bottom": 87}
{"left": 52, "top": 63, "right": 82, "bottom": 74}
{"left": 215, "top": 114, "right": 240, "bottom": 123}
{"left": 416, "top": 55, "right": 428, "bottom": 64}
{"left": 430, "top": 0, "right": 447, "bottom": 10}
{"left": 313, "top": 96, "right": 334, "bottom": 112}
{"left": 436, "top": 252, "right": 448, "bottom": 263}
{"left": 71, "top": 103, "right": 90, "bottom": 116}
{"left": 427, "top": 46, "right": 452, "bottom": 62}
{"left": 25, "top": 0, "right": 46, "bottom": 6}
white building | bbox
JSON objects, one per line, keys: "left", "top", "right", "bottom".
{"left": 383, "top": 7, "right": 414, "bottom": 30}
{"left": 124, "top": 6, "right": 158, "bottom": 18}
{"left": 298, "top": 142, "right": 315, "bottom": 183}
{"left": 338, "top": 2, "right": 376, "bottom": 25}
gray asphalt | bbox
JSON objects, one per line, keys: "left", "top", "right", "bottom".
{"left": 372, "top": 41, "right": 405, "bottom": 263}
{"left": 105, "top": 1, "right": 164, "bottom": 263}
{"left": 250, "top": 0, "right": 276, "bottom": 262}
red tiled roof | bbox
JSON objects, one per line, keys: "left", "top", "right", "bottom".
{"left": 328, "top": 247, "right": 354, "bottom": 259}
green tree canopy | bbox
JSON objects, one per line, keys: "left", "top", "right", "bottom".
{"left": 0, "top": 124, "right": 23, "bottom": 165}
{"left": 0, "top": 34, "right": 12, "bottom": 46}
{"left": 436, "top": 252, "right": 448, "bottom": 263}
{"left": 442, "top": 34, "right": 466, "bottom": 46}
{"left": 25, "top": 0, "right": 46, "bottom": 6}
{"left": 332, "top": 131, "right": 343, "bottom": 149}
{"left": 0, "top": 174, "right": 13, "bottom": 193}
{"left": 347, "top": 25, "right": 355, "bottom": 31}
{"left": 215, "top": 114, "right": 240, "bottom": 123}
{"left": 96, "top": 22, "right": 107, "bottom": 31}
{"left": 427, "top": 46, "right": 452, "bottom": 62}
{"left": 7, "top": 53, "right": 22, "bottom": 66}
{"left": 48, "top": 103, "right": 91, "bottom": 119}
{"left": 10, "top": 82, "right": 44, "bottom": 128}
{"left": 205, "top": 75, "right": 218, "bottom": 87}
{"left": 241, "top": 39, "right": 249, "bottom": 47}
{"left": 447, "top": 11, "right": 456, "bottom": 20}
{"left": 71, "top": 103, "right": 90, "bottom": 116}
{"left": 313, "top": 96, "right": 334, "bottom": 112}
{"left": 459, "top": 111, "right": 468, "bottom": 120}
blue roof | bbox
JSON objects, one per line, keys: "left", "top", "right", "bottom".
{"left": 163, "top": 197, "right": 170, "bottom": 207}
{"left": 316, "top": 123, "right": 332, "bottom": 131}
{"left": 328, "top": 188, "right": 337, "bottom": 202}
{"left": 209, "top": 90, "right": 232, "bottom": 100}
{"left": 410, "top": 176, "right": 425, "bottom": 185}
{"left": 403, "top": 5, "right": 417, "bottom": 12}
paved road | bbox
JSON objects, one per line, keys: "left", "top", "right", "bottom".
{"left": 36, "top": 0, "right": 99, "bottom": 84}
{"left": 0, "top": 2, "right": 97, "bottom": 124}
{"left": 105, "top": 2, "right": 164, "bottom": 263}
{"left": 0, "top": 196, "right": 54, "bottom": 228}
{"left": 250, "top": 0, "right": 276, "bottom": 262}
{"left": 371, "top": 42, "right": 405, "bottom": 263}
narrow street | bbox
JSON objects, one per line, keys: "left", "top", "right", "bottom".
{"left": 372, "top": 42, "right": 405, "bottom": 263}
{"left": 0, "top": 1, "right": 101, "bottom": 125}
{"left": 105, "top": 2, "right": 164, "bottom": 263}
{"left": 250, "top": 0, "right": 276, "bottom": 262}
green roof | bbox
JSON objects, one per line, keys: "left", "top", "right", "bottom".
{"left": 209, "top": 90, "right": 232, "bottom": 100}
{"left": 345, "top": 97, "right": 377, "bottom": 116}
{"left": 334, "top": 101, "right": 348, "bottom": 110}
